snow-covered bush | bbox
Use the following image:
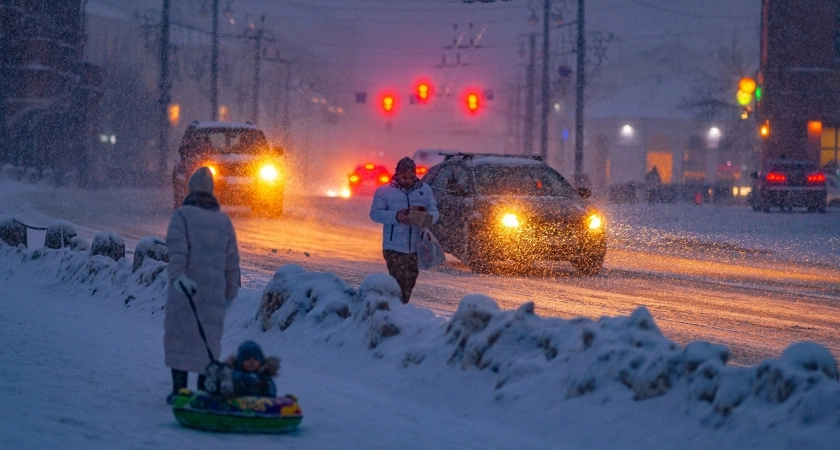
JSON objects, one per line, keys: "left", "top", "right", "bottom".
{"left": 356, "top": 273, "right": 403, "bottom": 348}
{"left": 132, "top": 236, "right": 168, "bottom": 272}
{"left": 258, "top": 264, "right": 354, "bottom": 331}
{"left": 0, "top": 215, "right": 26, "bottom": 247}
{"left": 69, "top": 236, "right": 89, "bottom": 252}
{"left": 90, "top": 231, "right": 125, "bottom": 262}
{"left": 44, "top": 220, "right": 77, "bottom": 249}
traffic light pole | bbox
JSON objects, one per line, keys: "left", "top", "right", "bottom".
{"left": 574, "top": 0, "right": 587, "bottom": 187}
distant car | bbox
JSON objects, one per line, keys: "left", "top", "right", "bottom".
{"left": 826, "top": 173, "right": 840, "bottom": 207}
{"left": 172, "top": 121, "right": 285, "bottom": 217}
{"left": 412, "top": 149, "right": 458, "bottom": 176}
{"left": 348, "top": 163, "right": 391, "bottom": 197}
{"left": 422, "top": 152, "right": 606, "bottom": 275}
{"left": 748, "top": 159, "right": 827, "bottom": 213}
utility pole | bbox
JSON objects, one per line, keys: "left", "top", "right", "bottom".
{"left": 158, "top": 0, "right": 171, "bottom": 176}
{"left": 210, "top": 0, "right": 219, "bottom": 120}
{"left": 524, "top": 33, "right": 536, "bottom": 155}
{"left": 252, "top": 29, "right": 263, "bottom": 124}
{"left": 574, "top": 0, "right": 587, "bottom": 187}
{"left": 282, "top": 61, "right": 291, "bottom": 142}
{"left": 249, "top": 16, "right": 266, "bottom": 125}
{"left": 540, "top": 0, "right": 551, "bottom": 160}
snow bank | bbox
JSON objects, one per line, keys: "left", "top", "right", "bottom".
{"left": 2, "top": 240, "right": 840, "bottom": 433}
{"left": 0, "top": 235, "right": 167, "bottom": 313}
{"left": 258, "top": 263, "right": 840, "bottom": 429}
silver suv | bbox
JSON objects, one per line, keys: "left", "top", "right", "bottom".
{"left": 422, "top": 153, "right": 607, "bottom": 275}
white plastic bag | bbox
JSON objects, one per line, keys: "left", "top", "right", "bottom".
{"left": 418, "top": 228, "right": 446, "bottom": 270}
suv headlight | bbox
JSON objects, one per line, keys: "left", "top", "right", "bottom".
{"left": 586, "top": 213, "right": 603, "bottom": 230}
{"left": 501, "top": 213, "right": 520, "bottom": 228}
{"left": 200, "top": 163, "right": 218, "bottom": 177}
{"left": 259, "top": 164, "right": 279, "bottom": 181}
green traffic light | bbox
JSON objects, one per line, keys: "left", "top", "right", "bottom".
{"left": 755, "top": 86, "right": 762, "bottom": 101}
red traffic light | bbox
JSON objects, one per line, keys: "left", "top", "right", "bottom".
{"left": 415, "top": 80, "right": 433, "bottom": 104}
{"left": 464, "top": 90, "right": 481, "bottom": 115}
{"left": 382, "top": 94, "right": 395, "bottom": 113}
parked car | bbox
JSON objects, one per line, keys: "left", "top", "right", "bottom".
{"left": 422, "top": 152, "right": 606, "bottom": 275}
{"left": 747, "top": 159, "right": 827, "bottom": 213}
{"left": 348, "top": 163, "right": 391, "bottom": 197}
{"left": 172, "top": 121, "right": 285, "bottom": 217}
{"left": 826, "top": 173, "right": 840, "bottom": 207}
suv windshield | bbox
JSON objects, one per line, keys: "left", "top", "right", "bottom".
{"left": 186, "top": 128, "right": 269, "bottom": 155}
{"left": 474, "top": 165, "right": 576, "bottom": 196}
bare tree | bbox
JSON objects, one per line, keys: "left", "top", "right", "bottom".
{"left": 681, "top": 36, "right": 756, "bottom": 121}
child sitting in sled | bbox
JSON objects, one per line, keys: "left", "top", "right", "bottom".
{"left": 226, "top": 340, "right": 279, "bottom": 397}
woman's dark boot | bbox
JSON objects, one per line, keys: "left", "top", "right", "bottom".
{"left": 167, "top": 369, "right": 188, "bottom": 404}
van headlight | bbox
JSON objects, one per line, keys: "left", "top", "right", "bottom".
{"left": 259, "top": 164, "right": 278, "bottom": 181}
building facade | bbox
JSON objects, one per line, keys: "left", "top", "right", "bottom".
{"left": 759, "top": 0, "right": 840, "bottom": 172}
{"left": 0, "top": 0, "right": 101, "bottom": 184}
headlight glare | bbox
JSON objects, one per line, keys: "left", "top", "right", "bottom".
{"left": 587, "top": 214, "right": 603, "bottom": 230}
{"left": 259, "top": 164, "right": 278, "bottom": 181}
{"left": 201, "top": 163, "right": 218, "bottom": 177}
{"left": 501, "top": 213, "right": 520, "bottom": 228}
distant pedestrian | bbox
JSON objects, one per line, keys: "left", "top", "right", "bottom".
{"left": 370, "top": 157, "right": 439, "bottom": 304}
{"left": 645, "top": 166, "right": 662, "bottom": 205}
{"left": 164, "top": 167, "right": 241, "bottom": 404}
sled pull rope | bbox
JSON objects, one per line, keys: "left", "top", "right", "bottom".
{"left": 184, "top": 289, "right": 218, "bottom": 364}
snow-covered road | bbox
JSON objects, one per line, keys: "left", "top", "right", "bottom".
{"left": 3, "top": 180, "right": 839, "bottom": 366}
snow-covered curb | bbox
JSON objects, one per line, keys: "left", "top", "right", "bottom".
{"left": 2, "top": 239, "right": 839, "bottom": 433}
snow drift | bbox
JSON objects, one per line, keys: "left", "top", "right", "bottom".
{"left": 2, "top": 234, "right": 840, "bottom": 437}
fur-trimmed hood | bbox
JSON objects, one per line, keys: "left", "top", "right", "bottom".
{"left": 225, "top": 354, "right": 281, "bottom": 377}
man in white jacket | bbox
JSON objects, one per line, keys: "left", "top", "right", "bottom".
{"left": 370, "top": 157, "right": 439, "bottom": 304}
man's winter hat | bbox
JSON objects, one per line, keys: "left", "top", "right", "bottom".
{"left": 188, "top": 166, "right": 214, "bottom": 194}
{"left": 395, "top": 157, "right": 416, "bottom": 175}
{"left": 237, "top": 340, "right": 265, "bottom": 365}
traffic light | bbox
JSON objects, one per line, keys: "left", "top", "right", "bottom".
{"left": 380, "top": 92, "right": 397, "bottom": 115}
{"left": 414, "top": 80, "right": 433, "bottom": 104}
{"left": 464, "top": 90, "right": 481, "bottom": 115}
{"left": 737, "top": 77, "right": 756, "bottom": 106}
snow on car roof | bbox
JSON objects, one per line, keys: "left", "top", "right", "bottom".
{"left": 192, "top": 121, "right": 260, "bottom": 130}
{"left": 470, "top": 156, "right": 545, "bottom": 166}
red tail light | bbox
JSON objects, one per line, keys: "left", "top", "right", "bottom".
{"left": 807, "top": 172, "right": 826, "bottom": 183}
{"left": 349, "top": 174, "right": 360, "bottom": 184}
{"left": 765, "top": 172, "right": 786, "bottom": 183}
{"left": 416, "top": 166, "right": 428, "bottom": 175}
{"left": 378, "top": 174, "right": 390, "bottom": 184}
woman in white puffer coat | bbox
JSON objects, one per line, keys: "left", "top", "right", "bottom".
{"left": 164, "top": 167, "right": 240, "bottom": 404}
